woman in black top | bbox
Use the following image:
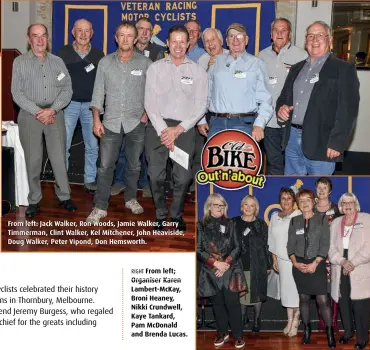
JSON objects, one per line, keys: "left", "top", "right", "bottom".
{"left": 233, "top": 195, "right": 271, "bottom": 332}
{"left": 287, "top": 189, "right": 335, "bottom": 348}
{"left": 314, "top": 177, "right": 341, "bottom": 333}
{"left": 197, "top": 193, "right": 247, "bottom": 349}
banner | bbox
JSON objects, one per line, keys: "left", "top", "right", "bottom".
{"left": 52, "top": 1, "right": 275, "bottom": 55}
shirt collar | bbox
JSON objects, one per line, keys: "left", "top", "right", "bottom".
{"left": 226, "top": 50, "right": 249, "bottom": 63}
{"left": 164, "top": 55, "right": 193, "bottom": 64}
{"left": 271, "top": 42, "right": 292, "bottom": 55}
{"left": 306, "top": 52, "right": 330, "bottom": 66}
{"left": 28, "top": 50, "right": 49, "bottom": 61}
{"left": 73, "top": 42, "right": 91, "bottom": 56}
{"left": 188, "top": 44, "right": 200, "bottom": 53}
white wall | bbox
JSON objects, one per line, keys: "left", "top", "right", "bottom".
{"left": 348, "top": 71, "right": 370, "bottom": 153}
{"left": 295, "top": 0, "right": 333, "bottom": 48}
{"left": 1, "top": 1, "right": 37, "bottom": 53}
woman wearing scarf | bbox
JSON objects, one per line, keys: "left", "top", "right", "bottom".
{"left": 197, "top": 193, "right": 248, "bottom": 349}
{"left": 329, "top": 192, "right": 370, "bottom": 350}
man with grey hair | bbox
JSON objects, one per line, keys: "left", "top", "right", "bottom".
{"left": 198, "top": 28, "right": 228, "bottom": 71}
{"left": 57, "top": 19, "right": 105, "bottom": 193}
{"left": 259, "top": 17, "right": 307, "bottom": 175}
{"left": 185, "top": 20, "right": 205, "bottom": 62}
{"left": 277, "top": 20, "right": 360, "bottom": 176}
{"left": 11, "top": 23, "right": 76, "bottom": 217}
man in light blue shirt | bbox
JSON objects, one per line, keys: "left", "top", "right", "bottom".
{"left": 185, "top": 20, "right": 205, "bottom": 62}
{"left": 198, "top": 23, "right": 272, "bottom": 141}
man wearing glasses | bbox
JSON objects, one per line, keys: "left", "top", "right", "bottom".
{"left": 11, "top": 24, "right": 76, "bottom": 217}
{"left": 277, "top": 21, "right": 360, "bottom": 175}
{"left": 259, "top": 18, "right": 308, "bottom": 175}
{"left": 184, "top": 20, "right": 205, "bottom": 62}
{"left": 198, "top": 23, "right": 272, "bottom": 141}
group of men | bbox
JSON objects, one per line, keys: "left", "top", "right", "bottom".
{"left": 11, "top": 17, "right": 360, "bottom": 231}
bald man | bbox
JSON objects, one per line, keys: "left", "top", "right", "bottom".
{"left": 57, "top": 19, "right": 105, "bottom": 193}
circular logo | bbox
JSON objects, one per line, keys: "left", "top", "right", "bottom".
{"left": 197, "top": 130, "right": 264, "bottom": 190}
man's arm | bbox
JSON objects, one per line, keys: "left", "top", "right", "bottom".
{"left": 90, "top": 59, "right": 106, "bottom": 115}
{"left": 50, "top": 60, "right": 73, "bottom": 113}
{"left": 144, "top": 63, "right": 168, "bottom": 136}
{"left": 11, "top": 58, "right": 42, "bottom": 115}
{"left": 327, "top": 63, "right": 360, "bottom": 153}
{"left": 276, "top": 66, "right": 296, "bottom": 126}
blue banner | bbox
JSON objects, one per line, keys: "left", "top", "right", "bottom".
{"left": 197, "top": 176, "right": 370, "bottom": 224}
{"left": 52, "top": 1, "right": 275, "bottom": 55}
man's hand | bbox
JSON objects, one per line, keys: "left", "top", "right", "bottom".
{"left": 140, "top": 112, "right": 148, "bottom": 125}
{"left": 277, "top": 105, "right": 294, "bottom": 121}
{"left": 252, "top": 126, "right": 264, "bottom": 142}
{"left": 93, "top": 119, "right": 105, "bottom": 138}
{"left": 160, "top": 125, "right": 184, "bottom": 149}
{"left": 198, "top": 123, "right": 209, "bottom": 137}
{"left": 327, "top": 148, "right": 340, "bottom": 159}
{"left": 208, "top": 56, "right": 216, "bottom": 69}
{"left": 36, "top": 108, "right": 56, "bottom": 125}
{"left": 273, "top": 259, "right": 279, "bottom": 273}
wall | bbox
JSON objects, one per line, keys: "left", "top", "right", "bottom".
{"left": 348, "top": 71, "right": 370, "bottom": 153}
{"left": 296, "top": 0, "right": 333, "bottom": 48}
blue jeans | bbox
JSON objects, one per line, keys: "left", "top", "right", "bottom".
{"left": 64, "top": 101, "right": 99, "bottom": 183}
{"left": 207, "top": 115, "right": 255, "bottom": 139}
{"left": 285, "top": 126, "right": 336, "bottom": 175}
{"left": 113, "top": 139, "right": 149, "bottom": 189}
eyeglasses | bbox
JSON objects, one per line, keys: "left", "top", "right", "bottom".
{"left": 227, "top": 33, "right": 245, "bottom": 41}
{"left": 306, "top": 33, "right": 329, "bottom": 42}
{"left": 212, "top": 204, "right": 225, "bottom": 209}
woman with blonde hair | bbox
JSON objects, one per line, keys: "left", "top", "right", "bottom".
{"left": 329, "top": 192, "right": 370, "bottom": 350}
{"left": 233, "top": 195, "right": 271, "bottom": 333}
{"left": 197, "top": 193, "right": 247, "bottom": 349}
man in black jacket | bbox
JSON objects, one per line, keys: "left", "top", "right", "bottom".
{"left": 276, "top": 21, "right": 360, "bottom": 175}
{"left": 57, "top": 19, "right": 105, "bottom": 192}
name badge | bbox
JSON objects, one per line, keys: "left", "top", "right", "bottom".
{"left": 354, "top": 223, "right": 363, "bottom": 229}
{"left": 144, "top": 50, "right": 150, "bottom": 58}
{"left": 243, "top": 227, "right": 251, "bottom": 236}
{"left": 181, "top": 76, "right": 193, "bottom": 84}
{"left": 268, "top": 76, "right": 278, "bottom": 85}
{"left": 220, "top": 225, "right": 225, "bottom": 233}
{"left": 57, "top": 72, "right": 65, "bottom": 81}
{"left": 84, "top": 63, "right": 95, "bottom": 73}
{"left": 131, "top": 69, "right": 143, "bottom": 76}
{"left": 296, "top": 228, "right": 304, "bottom": 235}
{"left": 326, "top": 209, "right": 335, "bottom": 216}
{"left": 310, "top": 73, "right": 319, "bottom": 84}
{"left": 234, "top": 71, "right": 246, "bottom": 79}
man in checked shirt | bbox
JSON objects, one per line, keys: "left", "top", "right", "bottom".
{"left": 11, "top": 24, "right": 76, "bottom": 218}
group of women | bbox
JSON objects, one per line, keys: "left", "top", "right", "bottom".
{"left": 197, "top": 178, "right": 370, "bottom": 349}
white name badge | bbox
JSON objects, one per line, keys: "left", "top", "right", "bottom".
{"left": 243, "top": 227, "right": 251, "bottom": 236}
{"left": 131, "top": 69, "right": 143, "bottom": 76}
{"left": 310, "top": 73, "right": 319, "bottom": 84}
{"left": 84, "top": 63, "right": 95, "bottom": 73}
{"left": 354, "top": 223, "right": 363, "bottom": 229}
{"left": 181, "top": 77, "right": 193, "bottom": 84}
{"left": 57, "top": 72, "right": 65, "bottom": 81}
{"left": 234, "top": 71, "right": 246, "bottom": 79}
{"left": 296, "top": 228, "right": 304, "bottom": 235}
{"left": 269, "top": 77, "right": 278, "bottom": 85}
{"left": 220, "top": 225, "right": 225, "bottom": 233}
{"left": 326, "top": 209, "right": 335, "bottom": 216}
{"left": 144, "top": 50, "right": 150, "bottom": 58}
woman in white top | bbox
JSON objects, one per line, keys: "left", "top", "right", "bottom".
{"left": 329, "top": 193, "right": 370, "bottom": 350}
{"left": 268, "top": 187, "right": 301, "bottom": 336}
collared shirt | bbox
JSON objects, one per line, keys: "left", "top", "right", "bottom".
{"left": 145, "top": 55, "right": 208, "bottom": 135}
{"left": 205, "top": 51, "right": 273, "bottom": 128}
{"left": 186, "top": 44, "right": 206, "bottom": 62}
{"left": 197, "top": 49, "right": 229, "bottom": 71}
{"left": 73, "top": 42, "right": 91, "bottom": 59}
{"left": 258, "top": 42, "right": 308, "bottom": 128}
{"left": 11, "top": 51, "right": 72, "bottom": 115}
{"left": 135, "top": 42, "right": 165, "bottom": 62}
{"left": 90, "top": 51, "right": 151, "bottom": 133}
{"left": 292, "top": 53, "right": 330, "bottom": 125}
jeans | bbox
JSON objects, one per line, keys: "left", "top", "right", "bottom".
{"left": 64, "top": 101, "right": 99, "bottom": 184}
{"left": 284, "top": 126, "right": 336, "bottom": 175}
{"left": 264, "top": 126, "right": 284, "bottom": 175}
{"left": 207, "top": 115, "right": 255, "bottom": 139}
{"left": 94, "top": 123, "right": 145, "bottom": 210}
{"left": 113, "top": 140, "right": 149, "bottom": 189}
